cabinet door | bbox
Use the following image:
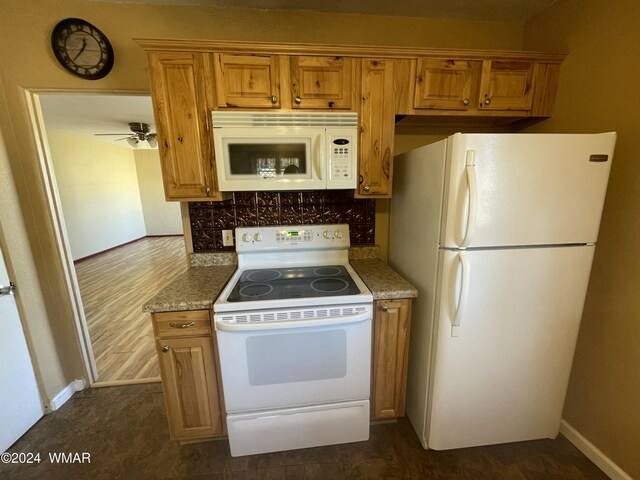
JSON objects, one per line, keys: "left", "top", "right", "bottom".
{"left": 371, "top": 299, "right": 412, "bottom": 420}
{"left": 414, "top": 58, "right": 480, "bottom": 110}
{"left": 290, "top": 56, "right": 355, "bottom": 109}
{"left": 147, "top": 52, "right": 220, "bottom": 200}
{"left": 358, "top": 59, "right": 395, "bottom": 197}
{"left": 213, "top": 53, "right": 280, "bottom": 108}
{"left": 478, "top": 60, "right": 536, "bottom": 111}
{"left": 157, "top": 336, "right": 225, "bottom": 440}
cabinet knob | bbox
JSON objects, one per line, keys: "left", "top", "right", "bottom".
{"left": 462, "top": 98, "right": 470, "bottom": 106}
{"left": 381, "top": 305, "right": 389, "bottom": 312}
{"left": 294, "top": 96, "right": 302, "bottom": 104}
{"left": 270, "top": 95, "right": 278, "bottom": 104}
{"left": 205, "top": 185, "right": 211, "bottom": 194}
{"left": 363, "top": 185, "right": 370, "bottom": 192}
{"left": 484, "top": 98, "right": 491, "bottom": 105}
{"left": 161, "top": 345, "right": 169, "bottom": 353}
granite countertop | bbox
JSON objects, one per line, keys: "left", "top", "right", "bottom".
{"left": 143, "top": 247, "right": 416, "bottom": 313}
{"left": 142, "top": 265, "right": 236, "bottom": 313}
{"left": 350, "top": 258, "right": 418, "bottom": 300}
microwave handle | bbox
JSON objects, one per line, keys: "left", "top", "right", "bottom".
{"left": 314, "top": 134, "right": 323, "bottom": 181}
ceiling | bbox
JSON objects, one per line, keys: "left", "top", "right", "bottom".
{"left": 39, "top": 94, "right": 156, "bottom": 149}
{"left": 94, "top": 0, "right": 558, "bottom": 22}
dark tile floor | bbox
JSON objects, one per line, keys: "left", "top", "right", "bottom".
{"left": 2, "top": 384, "right": 607, "bottom": 480}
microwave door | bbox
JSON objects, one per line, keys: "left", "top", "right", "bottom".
{"left": 213, "top": 128, "right": 326, "bottom": 191}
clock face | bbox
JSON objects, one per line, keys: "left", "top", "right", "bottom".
{"left": 51, "top": 18, "right": 114, "bottom": 80}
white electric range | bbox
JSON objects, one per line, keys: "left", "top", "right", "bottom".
{"left": 213, "top": 224, "right": 373, "bottom": 457}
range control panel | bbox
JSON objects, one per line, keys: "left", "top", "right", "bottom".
{"left": 236, "top": 224, "right": 351, "bottom": 252}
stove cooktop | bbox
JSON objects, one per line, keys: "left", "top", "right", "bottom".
{"left": 226, "top": 265, "right": 362, "bottom": 303}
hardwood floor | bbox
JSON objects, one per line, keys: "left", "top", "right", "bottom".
{"left": 75, "top": 236, "right": 188, "bottom": 385}
{"left": 1, "top": 384, "right": 608, "bottom": 480}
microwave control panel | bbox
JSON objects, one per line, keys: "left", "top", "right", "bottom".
{"left": 327, "top": 130, "right": 357, "bottom": 189}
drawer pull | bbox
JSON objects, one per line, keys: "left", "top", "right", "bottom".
{"left": 169, "top": 321, "right": 196, "bottom": 329}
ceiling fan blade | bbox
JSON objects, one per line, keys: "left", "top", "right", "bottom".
{"left": 114, "top": 137, "right": 132, "bottom": 141}
{"left": 146, "top": 134, "right": 158, "bottom": 148}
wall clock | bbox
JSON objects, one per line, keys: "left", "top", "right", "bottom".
{"left": 51, "top": 18, "right": 114, "bottom": 80}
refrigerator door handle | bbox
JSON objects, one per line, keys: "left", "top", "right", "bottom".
{"left": 452, "top": 251, "right": 470, "bottom": 337}
{"left": 461, "top": 151, "right": 478, "bottom": 248}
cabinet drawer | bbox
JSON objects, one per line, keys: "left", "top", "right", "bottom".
{"left": 153, "top": 310, "right": 212, "bottom": 338}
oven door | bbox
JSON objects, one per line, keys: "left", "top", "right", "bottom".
{"left": 215, "top": 307, "right": 372, "bottom": 413}
{"left": 213, "top": 127, "right": 326, "bottom": 191}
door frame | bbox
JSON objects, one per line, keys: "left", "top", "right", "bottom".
{"left": 24, "top": 88, "right": 151, "bottom": 385}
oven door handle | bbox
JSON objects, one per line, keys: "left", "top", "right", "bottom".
{"left": 215, "top": 310, "right": 371, "bottom": 331}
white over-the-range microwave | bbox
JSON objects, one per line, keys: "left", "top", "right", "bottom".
{"left": 211, "top": 111, "right": 358, "bottom": 191}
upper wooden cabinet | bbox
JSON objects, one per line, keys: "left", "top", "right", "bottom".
{"left": 358, "top": 58, "right": 395, "bottom": 197}
{"left": 213, "top": 53, "right": 281, "bottom": 108}
{"left": 407, "top": 56, "right": 556, "bottom": 115}
{"left": 138, "top": 39, "right": 564, "bottom": 200}
{"left": 478, "top": 60, "right": 535, "bottom": 111}
{"left": 147, "top": 51, "right": 223, "bottom": 201}
{"left": 414, "top": 58, "right": 481, "bottom": 111}
{"left": 289, "top": 56, "right": 355, "bottom": 109}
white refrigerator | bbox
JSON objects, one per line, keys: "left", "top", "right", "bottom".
{"left": 389, "top": 132, "right": 616, "bottom": 450}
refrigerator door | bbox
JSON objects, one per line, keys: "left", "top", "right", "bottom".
{"left": 440, "top": 133, "right": 616, "bottom": 248}
{"left": 426, "top": 245, "right": 595, "bottom": 450}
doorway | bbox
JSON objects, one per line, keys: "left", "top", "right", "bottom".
{"left": 34, "top": 93, "right": 187, "bottom": 386}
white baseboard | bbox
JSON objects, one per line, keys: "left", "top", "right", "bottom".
{"left": 47, "top": 379, "right": 86, "bottom": 412}
{"left": 560, "top": 419, "right": 632, "bottom": 480}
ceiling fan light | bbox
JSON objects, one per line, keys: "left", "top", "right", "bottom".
{"left": 146, "top": 135, "right": 158, "bottom": 148}
{"left": 126, "top": 137, "right": 139, "bottom": 148}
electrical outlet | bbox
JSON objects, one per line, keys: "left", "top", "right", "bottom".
{"left": 222, "top": 230, "right": 234, "bottom": 247}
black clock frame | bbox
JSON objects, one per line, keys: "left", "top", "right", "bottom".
{"left": 51, "top": 18, "right": 114, "bottom": 80}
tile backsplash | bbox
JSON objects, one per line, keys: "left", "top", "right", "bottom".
{"left": 189, "top": 191, "right": 375, "bottom": 252}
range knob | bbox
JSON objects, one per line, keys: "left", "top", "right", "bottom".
{"left": 323, "top": 230, "right": 333, "bottom": 239}
{"left": 334, "top": 230, "right": 344, "bottom": 239}
{"left": 254, "top": 233, "right": 264, "bottom": 242}
{"left": 242, "top": 233, "right": 252, "bottom": 242}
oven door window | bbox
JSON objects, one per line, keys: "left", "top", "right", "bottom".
{"left": 246, "top": 330, "right": 346, "bottom": 386}
{"left": 223, "top": 137, "right": 312, "bottom": 180}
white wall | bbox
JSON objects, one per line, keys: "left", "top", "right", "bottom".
{"left": 134, "top": 149, "right": 183, "bottom": 236}
{"left": 47, "top": 130, "right": 146, "bottom": 260}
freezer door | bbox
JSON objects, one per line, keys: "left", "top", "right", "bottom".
{"left": 426, "top": 246, "right": 595, "bottom": 450}
{"left": 440, "top": 133, "right": 616, "bottom": 248}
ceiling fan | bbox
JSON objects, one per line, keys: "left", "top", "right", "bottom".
{"left": 94, "top": 122, "right": 158, "bottom": 148}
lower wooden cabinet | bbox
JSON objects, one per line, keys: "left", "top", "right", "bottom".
{"left": 152, "top": 310, "right": 226, "bottom": 441}
{"left": 153, "top": 299, "right": 413, "bottom": 439}
{"left": 371, "top": 298, "right": 412, "bottom": 420}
